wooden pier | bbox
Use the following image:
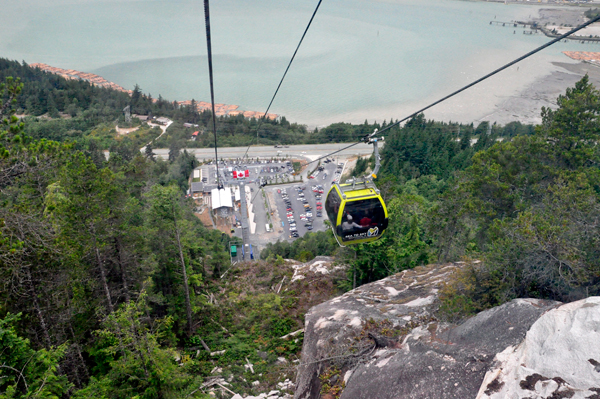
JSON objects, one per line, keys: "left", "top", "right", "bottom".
{"left": 489, "top": 21, "right": 529, "bottom": 28}
{"left": 490, "top": 20, "right": 600, "bottom": 42}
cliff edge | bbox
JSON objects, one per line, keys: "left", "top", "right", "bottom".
{"left": 294, "top": 262, "right": 600, "bottom": 399}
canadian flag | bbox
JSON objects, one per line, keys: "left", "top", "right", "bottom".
{"left": 232, "top": 171, "right": 237, "bottom": 178}
{"left": 244, "top": 170, "right": 249, "bottom": 177}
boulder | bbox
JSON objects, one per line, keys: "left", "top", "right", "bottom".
{"left": 294, "top": 262, "right": 565, "bottom": 399}
{"left": 290, "top": 256, "right": 346, "bottom": 283}
{"left": 477, "top": 296, "right": 600, "bottom": 399}
{"left": 340, "top": 298, "right": 558, "bottom": 399}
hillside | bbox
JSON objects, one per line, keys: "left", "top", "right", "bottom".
{"left": 2, "top": 66, "right": 600, "bottom": 399}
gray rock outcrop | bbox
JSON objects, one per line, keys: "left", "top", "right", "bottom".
{"left": 293, "top": 262, "right": 600, "bottom": 399}
{"left": 477, "top": 296, "right": 600, "bottom": 399}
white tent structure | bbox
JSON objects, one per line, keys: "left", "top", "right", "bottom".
{"left": 211, "top": 188, "right": 233, "bottom": 210}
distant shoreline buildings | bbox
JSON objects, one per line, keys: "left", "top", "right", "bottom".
{"left": 31, "top": 62, "right": 133, "bottom": 94}
{"left": 174, "top": 100, "right": 277, "bottom": 120}
{"left": 563, "top": 51, "right": 600, "bottom": 67}
{"left": 31, "top": 63, "right": 277, "bottom": 120}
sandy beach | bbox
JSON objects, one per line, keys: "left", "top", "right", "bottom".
{"left": 316, "top": 55, "right": 595, "bottom": 128}
{"left": 473, "top": 60, "right": 600, "bottom": 126}
{"left": 447, "top": 7, "right": 600, "bottom": 126}
{"left": 467, "top": 6, "right": 600, "bottom": 126}
{"left": 304, "top": 6, "right": 600, "bottom": 129}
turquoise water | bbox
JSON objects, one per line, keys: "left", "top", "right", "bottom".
{"left": 0, "top": 0, "right": 597, "bottom": 125}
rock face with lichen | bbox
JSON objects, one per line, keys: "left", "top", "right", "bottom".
{"left": 294, "top": 262, "right": 600, "bottom": 399}
{"left": 476, "top": 296, "right": 600, "bottom": 399}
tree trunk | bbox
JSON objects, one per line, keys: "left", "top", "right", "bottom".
{"left": 114, "top": 237, "right": 130, "bottom": 302}
{"left": 69, "top": 325, "right": 89, "bottom": 381}
{"left": 26, "top": 266, "right": 52, "bottom": 348}
{"left": 126, "top": 311, "right": 150, "bottom": 379}
{"left": 173, "top": 210, "right": 193, "bottom": 335}
{"left": 91, "top": 230, "right": 114, "bottom": 313}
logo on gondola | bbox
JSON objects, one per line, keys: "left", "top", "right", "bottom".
{"left": 367, "top": 227, "right": 379, "bottom": 237}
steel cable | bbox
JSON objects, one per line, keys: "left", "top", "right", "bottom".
{"left": 242, "top": 0, "right": 324, "bottom": 160}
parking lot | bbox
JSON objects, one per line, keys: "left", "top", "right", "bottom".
{"left": 197, "top": 156, "right": 350, "bottom": 253}
{"left": 270, "top": 158, "right": 346, "bottom": 240}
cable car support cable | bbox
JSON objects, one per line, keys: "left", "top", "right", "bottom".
{"left": 242, "top": 0, "right": 324, "bottom": 161}
{"left": 204, "top": 0, "right": 222, "bottom": 189}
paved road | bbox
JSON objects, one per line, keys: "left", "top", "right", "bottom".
{"left": 152, "top": 143, "right": 377, "bottom": 161}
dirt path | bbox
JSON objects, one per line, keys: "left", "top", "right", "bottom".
{"left": 116, "top": 125, "right": 140, "bottom": 135}
{"left": 195, "top": 206, "right": 215, "bottom": 228}
{"left": 141, "top": 119, "right": 173, "bottom": 152}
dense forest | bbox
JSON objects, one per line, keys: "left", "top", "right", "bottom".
{"left": 1, "top": 63, "right": 352, "bottom": 397}
{"left": 0, "top": 58, "right": 534, "bottom": 155}
{"left": 264, "top": 77, "right": 600, "bottom": 315}
{"left": 2, "top": 55, "right": 600, "bottom": 399}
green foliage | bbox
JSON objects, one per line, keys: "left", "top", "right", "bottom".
{"left": 261, "top": 230, "right": 338, "bottom": 261}
{"left": 484, "top": 178, "right": 600, "bottom": 301}
{"left": 74, "top": 292, "right": 205, "bottom": 399}
{"left": 436, "top": 76, "right": 600, "bottom": 313}
{"left": 381, "top": 114, "right": 476, "bottom": 181}
{"left": 351, "top": 156, "right": 369, "bottom": 176}
{"left": 5, "top": 57, "right": 600, "bottom": 398}
{"left": 437, "top": 262, "right": 507, "bottom": 322}
{"left": 584, "top": 8, "right": 600, "bottom": 19}
{"left": 0, "top": 313, "right": 71, "bottom": 398}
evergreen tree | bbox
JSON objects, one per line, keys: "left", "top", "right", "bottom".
{"left": 145, "top": 143, "right": 155, "bottom": 160}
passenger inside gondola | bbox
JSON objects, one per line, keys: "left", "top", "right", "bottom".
{"left": 342, "top": 214, "right": 361, "bottom": 232}
{"left": 359, "top": 213, "right": 372, "bottom": 227}
{"left": 341, "top": 199, "right": 385, "bottom": 240}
